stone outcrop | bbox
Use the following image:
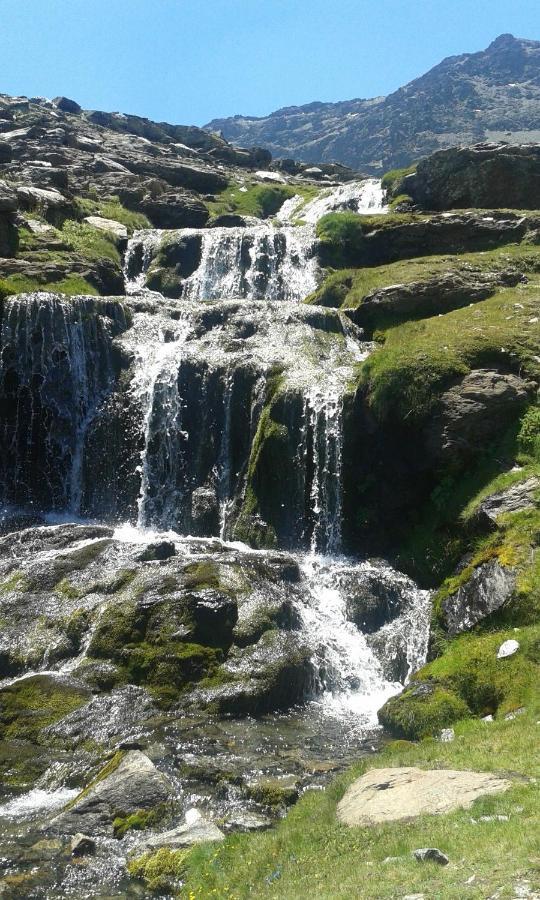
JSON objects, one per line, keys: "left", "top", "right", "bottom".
{"left": 337, "top": 767, "right": 512, "bottom": 826}
{"left": 51, "top": 751, "right": 173, "bottom": 835}
{"left": 409, "top": 143, "right": 540, "bottom": 211}
{"left": 441, "top": 560, "right": 516, "bottom": 635}
{"left": 426, "top": 369, "right": 535, "bottom": 463}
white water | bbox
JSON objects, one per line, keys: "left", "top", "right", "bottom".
{"left": 127, "top": 313, "right": 192, "bottom": 529}
{"left": 124, "top": 178, "right": 387, "bottom": 303}
{"left": 277, "top": 178, "right": 388, "bottom": 225}
{"left": 300, "top": 555, "right": 431, "bottom": 720}
{"left": 0, "top": 787, "right": 78, "bottom": 819}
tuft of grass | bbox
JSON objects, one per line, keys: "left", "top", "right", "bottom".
{"left": 206, "top": 181, "right": 317, "bottom": 220}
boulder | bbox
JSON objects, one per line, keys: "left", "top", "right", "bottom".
{"left": 83, "top": 215, "right": 128, "bottom": 242}
{"left": 472, "top": 477, "right": 539, "bottom": 530}
{"left": 141, "top": 816, "right": 224, "bottom": 850}
{"left": 345, "top": 572, "right": 406, "bottom": 633}
{"left": 413, "top": 848, "right": 449, "bottom": 866}
{"left": 51, "top": 750, "right": 173, "bottom": 835}
{"left": 0, "top": 180, "right": 18, "bottom": 213}
{"left": 70, "top": 833, "right": 96, "bottom": 856}
{"left": 409, "top": 143, "right": 540, "bottom": 211}
{"left": 426, "top": 369, "right": 535, "bottom": 463}
{"left": 441, "top": 560, "right": 516, "bottom": 635}
{"left": 52, "top": 97, "right": 82, "bottom": 115}
{"left": 337, "top": 767, "right": 511, "bottom": 826}
{"left": 0, "top": 139, "right": 12, "bottom": 163}
{"left": 138, "top": 190, "right": 209, "bottom": 228}
{"left": 348, "top": 268, "right": 523, "bottom": 331}
{"left": 15, "top": 185, "right": 76, "bottom": 225}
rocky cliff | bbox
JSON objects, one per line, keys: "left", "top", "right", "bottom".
{"left": 206, "top": 34, "right": 540, "bottom": 172}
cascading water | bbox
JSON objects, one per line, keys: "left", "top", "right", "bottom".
{"left": 277, "top": 177, "right": 388, "bottom": 224}
{"left": 300, "top": 555, "right": 431, "bottom": 720}
{"left": 125, "top": 223, "right": 320, "bottom": 302}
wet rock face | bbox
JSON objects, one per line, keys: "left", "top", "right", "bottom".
{"left": 441, "top": 560, "right": 516, "bottom": 636}
{"left": 426, "top": 369, "right": 535, "bottom": 464}
{"left": 0, "top": 295, "right": 129, "bottom": 513}
{"left": 409, "top": 143, "right": 540, "bottom": 211}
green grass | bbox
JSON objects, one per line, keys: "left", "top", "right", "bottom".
{"left": 0, "top": 273, "right": 99, "bottom": 298}
{"left": 306, "top": 244, "right": 540, "bottom": 311}
{"left": 76, "top": 196, "right": 150, "bottom": 232}
{"left": 206, "top": 181, "right": 317, "bottom": 220}
{"left": 60, "top": 221, "right": 121, "bottom": 263}
{"left": 180, "top": 700, "right": 540, "bottom": 899}
{"left": 381, "top": 164, "right": 417, "bottom": 198}
{"left": 359, "top": 280, "right": 540, "bottom": 423}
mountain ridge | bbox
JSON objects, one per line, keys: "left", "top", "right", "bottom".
{"left": 205, "top": 34, "right": 540, "bottom": 173}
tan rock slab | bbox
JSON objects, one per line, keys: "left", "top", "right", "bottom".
{"left": 337, "top": 766, "right": 512, "bottom": 826}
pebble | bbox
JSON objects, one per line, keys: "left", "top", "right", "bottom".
{"left": 497, "top": 639, "right": 519, "bottom": 659}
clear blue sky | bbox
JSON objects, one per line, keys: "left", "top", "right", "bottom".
{"left": 2, "top": 0, "right": 539, "bottom": 126}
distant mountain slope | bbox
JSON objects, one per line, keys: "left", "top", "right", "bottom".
{"left": 206, "top": 34, "right": 540, "bottom": 173}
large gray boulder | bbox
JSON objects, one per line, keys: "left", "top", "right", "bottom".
{"left": 50, "top": 750, "right": 173, "bottom": 835}
{"left": 409, "top": 143, "right": 540, "bottom": 211}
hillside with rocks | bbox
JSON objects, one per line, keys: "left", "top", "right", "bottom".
{"left": 206, "top": 34, "right": 540, "bottom": 172}
{"left": 0, "top": 86, "right": 538, "bottom": 899}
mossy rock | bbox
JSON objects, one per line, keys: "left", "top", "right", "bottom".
{"left": 0, "top": 675, "right": 90, "bottom": 743}
{"left": 128, "top": 847, "right": 189, "bottom": 893}
{"left": 378, "top": 684, "right": 470, "bottom": 740}
{"left": 379, "top": 625, "right": 540, "bottom": 739}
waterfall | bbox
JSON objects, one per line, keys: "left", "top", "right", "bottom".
{"left": 304, "top": 389, "right": 345, "bottom": 555}
{"left": 126, "top": 312, "right": 192, "bottom": 529}
{"left": 300, "top": 556, "right": 431, "bottom": 719}
{"left": 125, "top": 223, "right": 320, "bottom": 302}
{"left": 277, "top": 177, "right": 388, "bottom": 225}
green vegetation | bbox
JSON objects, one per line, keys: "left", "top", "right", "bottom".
{"left": 180, "top": 699, "right": 540, "bottom": 898}
{"left": 307, "top": 244, "right": 540, "bottom": 312}
{"left": 60, "top": 221, "right": 121, "bottom": 264}
{"left": 380, "top": 625, "right": 539, "bottom": 739}
{"left": 206, "top": 181, "right": 317, "bottom": 220}
{"left": 75, "top": 196, "right": 150, "bottom": 232}
{"left": 0, "top": 273, "right": 99, "bottom": 298}
{"left": 128, "top": 847, "right": 189, "bottom": 893}
{"left": 360, "top": 281, "right": 540, "bottom": 423}
{"left": 381, "top": 163, "right": 417, "bottom": 198}
{"left": 113, "top": 803, "right": 172, "bottom": 838}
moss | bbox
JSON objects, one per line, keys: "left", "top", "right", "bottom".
{"left": 381, "top": 164, "right": 417, "bottom": 198}
{"left": 359, "top": 281, "right": 540, "bottom": 424}
{"left": 0, "top": 273, "right": 99, "bottom": 298}
{"left": 113, "top": 802, "right": 172, "bottom": 838}
{"left": 378, "top": 685, "right": 470, "bottom": 740}
{"left": 128, "top": 847, "right": 189, "bottom": 893}
{"left": 0, "top": 675, "right": 89, "bottom": 742}
{"left": 206, "top": 181, "right": 316, "bottom": 220}
{"left": 0, "top": 571, "right": 30, "bottom": 594}
{"left": 246, "top": 780, "right": 298, "bottom": 807}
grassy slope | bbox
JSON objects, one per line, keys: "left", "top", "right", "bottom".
{"left": 181, "top": 702, "right": 539, "bottom": 899}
